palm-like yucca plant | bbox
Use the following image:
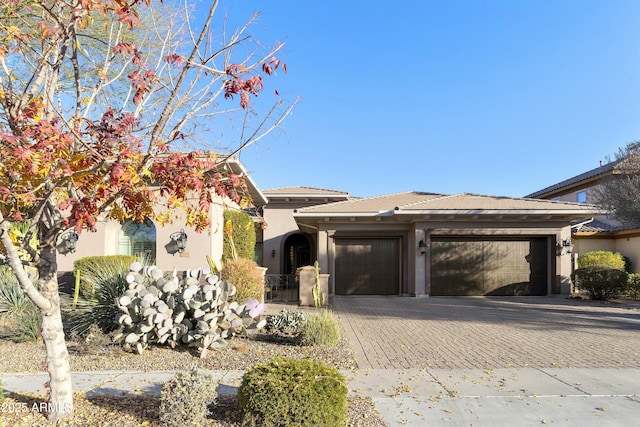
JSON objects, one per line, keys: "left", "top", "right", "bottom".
{"left": 74, "top": 255, "right": 140, "bottom": 298}
{"left": 65, "top": 255, "right": 150, "bottom": 336}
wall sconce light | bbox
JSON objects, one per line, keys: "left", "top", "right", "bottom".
{"left": 556, "top": 237, "right": 574, "bottom": 255}
{"left": 271, "top": 249, "right": 276, "bottom": 258}
{"left": 418, "top": 240, "right": 427, "bottom": 255}
{"left": 62, "top": 231, "right": 79, "bottom": 253}
{"left": 170, "top": 229, "right": 188, "bottom": 253}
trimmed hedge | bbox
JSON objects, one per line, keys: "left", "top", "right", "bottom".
{"left": 577, "top": 251, "right": 626, "bottom": 270}
{"left": 222, "top": 210, "right": 256, "bottom": 262}
{"left": 627, "top": 273, "right": 640, "bottom": 299}
{"left": 572, "top": 266, "right": 628, "bottom": 300}
{"left": 238, "top": 357, "right": 348, "bottom": 427}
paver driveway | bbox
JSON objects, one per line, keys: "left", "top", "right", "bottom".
{"left": 333, "top": 296, "right": 640, "bottom": 369}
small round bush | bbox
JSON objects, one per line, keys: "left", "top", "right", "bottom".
{"left": 577, "top": 251, "right": 626, "bottom": 270}
{"left": 159, "top": 369, "right": 218, "bottom": 427}
{"left": 220, "top": 258, "right": 265, "bottom": 303}
{"left": 627, "top": 273, "right": 640, "bottom": 299}
{"left": 572, "top": 266, "right": 629, "bottom": 300}
{"left": 299, "top": 309, "right": 340, "bottom": 346}
{"left": 238, "top": 357, "right": 348, "bottom": 427}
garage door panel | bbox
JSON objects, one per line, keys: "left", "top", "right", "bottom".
{"left": 335, "top": 238, "right": 400, "bottom": 295}
{"left": 431, "top": 240, "right": 483, "bottom": 295}
{"left": 431, "top": 238, "right": 548, "bottom": 296}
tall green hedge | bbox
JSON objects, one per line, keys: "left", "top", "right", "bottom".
{"left": 222, "top": 210, "right": 255, "bottom": 263}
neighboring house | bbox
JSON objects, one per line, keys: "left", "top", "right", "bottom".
{"left": 525, "top": 160, "right": 640, "bottom": 273}
{"left": 56, "top": 156, "right": 268, "bottom": 279}
{"left": 292, "top": 192, "right": 603, "bottom": 297}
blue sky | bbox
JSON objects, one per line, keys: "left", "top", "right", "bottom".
{"left": 215, "top": 0, "right": 640, "bottom": 198}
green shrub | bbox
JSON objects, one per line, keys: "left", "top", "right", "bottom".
{"left": 0, "top": 265, "right": 36, "bottom": 320}
{"left": 577, "top": 251, "right": 626, "bottom": 269}
{"left": 222, "top": 210, "right": 256, "bottom": 262}
{"left": 299, "top": 309, "right": 340, "bottom": 346}
{"left": 267, "top": 310, "right": 308, "bottom": 332}
{"left": 238, "top": 357, "right": 348, "bottom": 427}
{"left": 159, "top": 368, "right": 218, "bottom": 427}
{"left": 0, "top": 378, "right": 6, "bottom": 403}
{"left": 220, "top": 258, "right": 265, "bottom": 303}
{"left": 73, "top": 255, "right": 139, "bottom": 298}
{"left": 572, "top": 266, "right": 629, "bottom": 300}
{"left": 627, "top": 273, "right": 640, "bottom": 299}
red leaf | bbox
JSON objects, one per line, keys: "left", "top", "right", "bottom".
{"left": 165, "top": 54, "right": 186, "bottom": 67}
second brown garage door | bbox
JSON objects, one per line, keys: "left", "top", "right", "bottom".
{"left": 430, "top": 237, "right": 548, "bottom": 296}
{"left": 335, "top": 238, "right": 400, "bottom": 295}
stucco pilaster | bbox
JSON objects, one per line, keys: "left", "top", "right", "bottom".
{"left": 555, "top": 226, "right": 573, "bottom": 294}
{"left": 413, "top": 227, "right": 428, "bottom": 296}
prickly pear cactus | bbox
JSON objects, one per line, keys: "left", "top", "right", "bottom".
{"left": 114, "top": 262, "right": 267, "bottom": 357}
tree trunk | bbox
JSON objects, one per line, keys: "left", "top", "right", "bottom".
{"left": 38, "top": 249, "right": 74, "bottom": 422}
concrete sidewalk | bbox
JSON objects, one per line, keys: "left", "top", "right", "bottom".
{"left": 3, "top": 367, "right": 640, "bottom": 426}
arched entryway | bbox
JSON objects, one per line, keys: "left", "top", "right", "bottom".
{"left": 283, "top": 233, "right": 312, "bottom": 274}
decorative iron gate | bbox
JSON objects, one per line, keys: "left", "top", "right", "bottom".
{"left": 264, "top": 274, "right": 299, "bottom": 302}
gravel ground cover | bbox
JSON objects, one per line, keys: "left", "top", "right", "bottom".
{"left": 0, "top": 305, "right": 388, "bottom": 426}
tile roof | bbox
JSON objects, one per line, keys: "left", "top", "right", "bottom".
{"left": 574, "top": 216, "right": 640, "bottom": 233}
{"left": 525, "top": 160, "right": 618, "bottom": 198}
{"left": 295, "top": 192, "right": 443, "bottom": 213}
{"left": 295, "top": 191, "right": 604, "bottom": 215}
{"left": 398, "top": 193, "right": 592, "bottom": 211}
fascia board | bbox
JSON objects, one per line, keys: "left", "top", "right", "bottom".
{"left": 268, "top": 193, "right": 348, "bottom": 199}
{"left": 392, "top": 209, "right": 607, "bottom": 216}
{"left": 293, "top": 211, "right": 394, "bottom": 218}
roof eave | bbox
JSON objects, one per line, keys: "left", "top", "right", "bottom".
{"left": 293, "top": 211, "right": 393, "bottom": 218}
{"left": 223, "top": 157, "right": 268, "bottom": 207}
{"left": 393, "top": 209, "right": 607, "bottom": 216}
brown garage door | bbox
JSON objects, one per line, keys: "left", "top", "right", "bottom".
{"left": 335, "top": 238, "right": 400, "bottom": 295}
{"left": 430, "top": 237, "right": 548, "bottom": 296}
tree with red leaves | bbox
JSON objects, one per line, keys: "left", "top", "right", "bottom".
{"left": 0, "top": 0, "right": 294, "bottom": 421}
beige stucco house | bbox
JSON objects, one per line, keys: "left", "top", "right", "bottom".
{"left": 291, "top": 192, "right": 603, "bottom": 297}
{"left": 54, "top": 158, "right": 607, "bottom": 299}
{"left": 526, "top": 160, "right": 640, "bottom": 273}
{"left": 56, "top": 156, "right": 267, "bottom": 280}
{"left": 259, "top": 187, "right": 350, "bottom": 276}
